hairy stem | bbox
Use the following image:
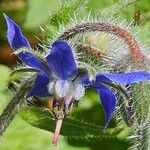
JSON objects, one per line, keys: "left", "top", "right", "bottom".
{"left": 125, "top": 84, "right": 137, "bottom": 126}
{"left": 58, "top": 22, "right": 145, "bottom": 64}
{"left": 76, "top": 42, "right": 111, "bottom": 61}
{"left": 0, "top": 77, "right": 34, "bottom": 136}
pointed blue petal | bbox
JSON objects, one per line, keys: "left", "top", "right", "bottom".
{"left": 46, "top": 40, "right": 77, "bottom": 80}
{"left": 96, "top": 71, "right": 150, "bottom": 85}
{"left": 4, "top": 13, "right": 31, "bottom": 49}
{"left": 97, "top": 84, "right": 116, "bottom": 128}
{"left": 4, "top": 14, "right": 49, "bottom": 75}
{"left": 27, "top": 73, "right": 51, "bottom": 97}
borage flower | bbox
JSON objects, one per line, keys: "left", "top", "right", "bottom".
{"left": 4, "top": 14, "right": 150, "bottom": 145}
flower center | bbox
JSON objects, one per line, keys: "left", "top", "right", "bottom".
{"left": 48, "top": 79, "right": 85, "bottom": 107}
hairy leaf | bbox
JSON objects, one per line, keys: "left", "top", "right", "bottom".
{"left": 20, "top": 107, "right": 131, "bottom": 138}
{"left": 10, "top": 68, "right": 39, "bottom": 76}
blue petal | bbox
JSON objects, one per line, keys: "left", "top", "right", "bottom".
{"left": 96, "top": 71, "right": 150, "bottom": 85}
{"left": 71, "top": 68, "right": 90, "bottom": 86}
{"left": 27, "top": 73, "right": 51, "bottom": 97}
{"left": 46, "top": 40, "right": 77, "bottom": 80}
{"left": 97, "top": 84, "right": 116, "bottom": 128}
{"left": 4, "top": 14, "right": 49, "bottom": 75}
{"left": 4, "top": 14, "right": 31, "bottom": 49}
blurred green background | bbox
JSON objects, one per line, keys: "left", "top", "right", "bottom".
{"left": 0, "top": 0, "right": 150, "bottom": 150}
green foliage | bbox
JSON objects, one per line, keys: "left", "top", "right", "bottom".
{"left": 43, "top": 0, "right": 90, "bottom": 44}
{"left": 0, "top": 65, "right": 11, "bottom": 114}
{"left": 20, "top": 108, "right": 106, "bottom": 137}
{"left": 20, "top": 107, "right": 131, "bottom": 150}
{"left": 0, "top": 65, "right": 11, "bottom": 92}
{"left": 10, "top": 67, "right": 38, "bottom": 77}
{"left": 24, "top": 0, "right": 61, "bottom": 28}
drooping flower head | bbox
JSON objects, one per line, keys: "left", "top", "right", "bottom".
{"left": 4, "top": 14, "right": 150, "bottom": 145}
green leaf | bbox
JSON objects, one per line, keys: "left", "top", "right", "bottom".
{"left": 43, "top": 0, "right": 89, "bottom": 44}
{"left": 0, "top": 65, "right": 12, "bottom": 114}
{"left": 20, "top": 107, "right": 130, "bottom": 138}
{"left": 20, "top": 108, "right": 102, "bottom": 137}
{"left": 20, "top": 107, "right": 132, "bottom": 149}
{"left": 24, "top": 0, "right": 61, "bottom": 28}
{"left": 99, "top": 0, "right": 137, "bottom": 18}
{"left": 0, "top": 65, "right": 11, "bottom": 92}
{"left": 10, "top": 67, "right": 39, "bottom": 76}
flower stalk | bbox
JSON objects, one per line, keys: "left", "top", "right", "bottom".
{"left": 52, "top": 98, "right": 65, "bottom": 145}
{"left": 52, "top": 113, "right": 64, "bottom": 145}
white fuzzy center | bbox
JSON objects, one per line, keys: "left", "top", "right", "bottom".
{"left": 48, "top": 79, "right": 85, "bottom": 102}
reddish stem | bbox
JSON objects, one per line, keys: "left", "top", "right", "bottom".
{"left": 59, "top": 22, "right": 145, "bottom": 64}
{"left": 52, "top": 118, "right": 63, "bottom": 146}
